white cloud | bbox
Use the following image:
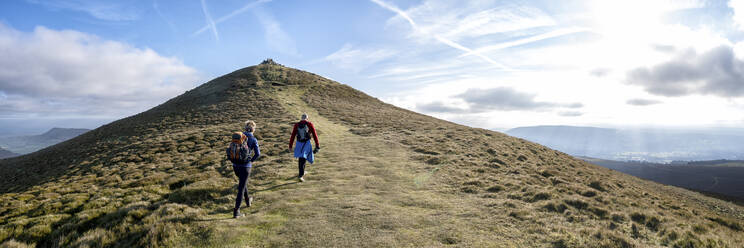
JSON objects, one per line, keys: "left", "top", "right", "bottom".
{"left": 390, "top": 0, "right": 556, "bottom": 42}
{"left": 322, "top": 44, "right": 395, "bottom": 72}
{"left": 0, "top": 24, "right": 200, "bottom": 117}
{"left": 369, "top": 0, "right": 507, "bottom": 68}
{"left": 460, "top": 27, "right": 592, "bottom": 57}
{"left": 558, "top": 111, "right": 583, "bottom": 117}
{"left": 455, "top": 87, "right": 583, "bottom": 112}
{"left": 730, "top": 0, "right": 744, "bottom": 31}
{"left": 338, "top": 0, "right": 741, "bottom": 128}
{"left": 416, "top": 101, "right": 468, "bottom": 113}
{"left": 627, "top": 46, "right": 744, "bottom": 97}
{"left": 26, "top": 0, "right": 142, "bottom": 21}
{"left": 627, "top": 98, "right": 662, "bottom": 106}
{"left": 588, "top": 0, "right": 703, "bottom": 35}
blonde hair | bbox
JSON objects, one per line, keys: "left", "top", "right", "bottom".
{"left": 244, "top": 120, "right": 256, "bottom": 132}
{"left": 300, "top": 113, "right": 308, "bottom": 120}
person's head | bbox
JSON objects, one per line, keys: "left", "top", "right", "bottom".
{"left": 300, "top": 113, "right": 308, "bottom": 121}
{"left": 244, "top": 120, "right": 256, "bottom": 133}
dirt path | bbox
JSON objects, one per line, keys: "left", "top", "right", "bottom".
{"left": 197, "top": 87, "right": 515, "bottom": 247}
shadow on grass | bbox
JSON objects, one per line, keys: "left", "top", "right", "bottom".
{"left": 193, "top": 216, "right": 234, "bottom": 222}
{"left": 254, "top": 182, "right": 299, "bottom": 193}
{"left": 284, "top": 175, "right": 300, "bottom": 180}
{"left": 167, "top": 187, "right": 233, "bottom": 207}
{"left": 252, "top": 163, "right": 274, "bottom": 169}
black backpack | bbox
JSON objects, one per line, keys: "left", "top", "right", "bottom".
{"left": 297, "top": 122, "right": 311, "bottom": 142}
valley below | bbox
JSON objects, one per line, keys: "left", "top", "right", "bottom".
{"left": 580, "top": 157, "right": 744, "bottom": 205}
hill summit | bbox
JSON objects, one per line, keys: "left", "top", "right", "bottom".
{"left": 1, "top": 62, "right": 743, "bottom": 247}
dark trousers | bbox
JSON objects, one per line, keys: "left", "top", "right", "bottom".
{"left": 233, "top": 166, "right": 252, "bottom": 210}
{"left": 298, "top": 158, "right": 306, "bottom": 178}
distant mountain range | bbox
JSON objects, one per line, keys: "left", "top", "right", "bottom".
{"left": 0, "top": 148, "right": 18, "bottom": 159}
{"left": 507, "top": 125, "right": 744, "bottom": 162}
{"left": 0, "top": 127, "right": 90, "bottom": 156}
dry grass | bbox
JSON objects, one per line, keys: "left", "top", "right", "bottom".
{"left": 0, "top": 63, "right": 742, "bottom": 247}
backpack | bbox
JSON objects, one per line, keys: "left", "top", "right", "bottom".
{"left": 297, "top": 122, "right": 311, "bottom": 142}
{"left": 226, "top": 132, "right": 251, "bottom": 164}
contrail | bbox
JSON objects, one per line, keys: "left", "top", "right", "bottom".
{"left": 153, "top": 0, "right": 177, "bottom": 33}
{"left": 369, "top": 0, "right": 417, "bottom": 28}
{"left": 460, "top": 27, "right": 591, "bottom": 57}
{"left": 369, "top": 0, "right": 509, "bottom": 69}
{"left": 433, "top": 36, "right": 502, "bottom": 66}
{"left": 193, "top": 0, "right": 273, "bottom": 37}
{"left": 200, "top": 0, "right": 219, "bottom": 41}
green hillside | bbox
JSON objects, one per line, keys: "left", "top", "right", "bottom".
{"left": 1, "top": 61, "right": 743, "bottom": 247}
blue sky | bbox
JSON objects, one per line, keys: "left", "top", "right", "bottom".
{"left": 1, "top": 0, "right": 744, "bottom": 135}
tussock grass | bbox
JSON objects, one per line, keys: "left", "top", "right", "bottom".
{"left": 0, "top": 63, "right": 742, "bottom": 247}
{"left": 707, "top": 216, "right": 743, "bottom": 231}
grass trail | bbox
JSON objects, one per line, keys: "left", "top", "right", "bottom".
{"left": 193, "top": 87, "right": 514, "bottom": 247}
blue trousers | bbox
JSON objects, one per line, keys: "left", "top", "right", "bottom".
{"left": 233, "top": 166, "right": 252, "bottom": 209}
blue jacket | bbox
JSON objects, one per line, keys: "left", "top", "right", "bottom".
{"left": 233, "top": 132, "right": 260, "bottom": 168}
{"left": 293, "top": 140, "right": 314, "bottom": 164}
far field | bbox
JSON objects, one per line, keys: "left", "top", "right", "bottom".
{"left": 582, "top": 157, "right": 744, "bottom": 204}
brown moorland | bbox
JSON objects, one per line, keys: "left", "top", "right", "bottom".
{"left": 0, "top": 60, "right": 742, "bottom": 247}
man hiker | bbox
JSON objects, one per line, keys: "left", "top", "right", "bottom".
{"left": 289, "top": 113, "right": 319, "bottom": 182}
{"left": 226, "top": 120, "right": 260, "bottom": 218}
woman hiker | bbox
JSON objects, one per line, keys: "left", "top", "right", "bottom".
{"left": 226, "top": 120, "right": 260, "bottom": 218}
{"left": 288, "top": 113, "right": 320, "bottom": 182}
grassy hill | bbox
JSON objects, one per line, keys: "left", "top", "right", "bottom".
{"left": 1, "top": 61, "right": 743, "bottom": 247}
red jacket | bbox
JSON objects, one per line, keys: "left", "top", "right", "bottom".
{"left": 289, "top": 120, "right": 319, "bottom": 149}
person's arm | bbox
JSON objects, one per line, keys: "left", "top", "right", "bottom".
{"left": 288, "top": 123, "right": 298, "bottom": 149}
{"left": 308, "top": 121, "right": 319, "bottom": 148}
{"left": 250, "top": 138, "right": 260, "bottom": 162}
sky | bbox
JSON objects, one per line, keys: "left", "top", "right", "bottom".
{"left": 1, "top": 0, "right": 744, "bottom": 135}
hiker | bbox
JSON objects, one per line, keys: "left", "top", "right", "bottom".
{"left": 288, "top": 113, "right": 319, "bottom": 182}
{"left": 226, "top": 120, "right": 260, "bottom": 218}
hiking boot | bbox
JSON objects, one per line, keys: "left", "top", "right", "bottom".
{"left": 298, "top": 177, "right": 305, "bottom": 182}
{"left": 246, "top": 197, "right": 253, "bottom": 208}
{"left": 233, "top": 208, "right": 245, "bottom": 218}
